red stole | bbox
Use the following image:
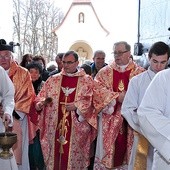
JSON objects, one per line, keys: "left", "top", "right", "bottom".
{"left": 113, "top": 69, "right": 131, "bottom": 167}
{"left": 54, "top": 75, "right": 78, "bottom": 170}
{"left": 113, "top": 69, "right": 131, "bottom": 92}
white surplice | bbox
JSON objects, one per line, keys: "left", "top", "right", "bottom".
{"left": 138, "top": 68, "right": 170, "bottom": 170}
{"left": 0, "top": 66, "right": 14, "bottom": 120}
{"left": 121, "top": 67, "right": 155, "bottom": 170}
{"left": 16, "top": 112, "right": 29, "bottom": 170}
{"left": 0, "top": 66, "right": 18, "bottom": 170}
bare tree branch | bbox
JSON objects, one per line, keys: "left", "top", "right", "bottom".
{"left": 13, "top": 0, "right": 63, "bottom": 62}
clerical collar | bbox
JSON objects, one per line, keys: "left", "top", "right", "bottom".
{"left": 117, "top": 63, "right": 129, "bottom": 72}
{"left": 66, "top": 69, "right": 78, "bottom": 76}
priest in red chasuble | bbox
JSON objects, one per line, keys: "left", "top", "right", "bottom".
{"left": 35, "top": 50, "right": 97, "bottom": 170}
{"left": 93, "top": 41, "right": 145, "bottom": 170}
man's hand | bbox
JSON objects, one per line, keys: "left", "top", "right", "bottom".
{"left": 117, "top": 91, "right": 126, "bottom": 103}
{"left": 35, "top": 101, "right": 44, "bottom": 111}
{"left": 65, "top": 102, "right": 76, "bottom": 111}
{"left": 35, "top": 98, "right": 53, "bottom": 111}
{"left": 3, "top": 113, "right": 11, "bottom": 127}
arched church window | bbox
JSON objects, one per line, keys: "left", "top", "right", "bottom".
{"left": 78, "top": 12, "right": 84, "bottom": 23}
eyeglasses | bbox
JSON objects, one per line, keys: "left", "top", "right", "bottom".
{"left": 113, "top": 50, "right": 129, "bottom": 56}
{"left": 62, "top": 61, "right": 77, "bottom": 65}
{"left": 0, "top": 55, "right": 11, "bottom": 60}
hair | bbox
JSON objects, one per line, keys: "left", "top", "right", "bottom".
{"left": 80, "top": 63, "right": 92, "bottom": 75}
{"left": 55, "top": 53, "right": 65, "bottom": 60}
{"left": 20, "top": 54, "right": 33, "bottom": 68}
{"left": 84, "top": 60, "right": 92, "bottom": 65}
{"left": 93, "top": 50, "right": 106, "bottom": 58}
{"left": 114, "top": 41, "right": 131, "bottom": 51}
{"left": 148, "top": 41, "right": 170, "bottom": 59}
{"left": 63, "top": 50, "right": 79, "bottom": 61}
{"left": 47, "top": 64, "right": 57, "bottom": 72}
{"left": 26, "top": 61, "right": 43, "bottom": 74}
{"left": 33, "top": 55, "right": 46, "bottom": 67}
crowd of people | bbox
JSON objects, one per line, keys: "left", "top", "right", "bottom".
{"left": 0, "top": 38, "right": 170, "bottom": 170}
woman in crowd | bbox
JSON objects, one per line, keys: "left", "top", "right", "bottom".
{"left": 32, "top": 55, "right": 50, "bottom": 81}
{"left": 20, "top": 53, "right": 33, "bottom": 68}
{"left": 26, "top": 61, "right": 45, "bottom": 170}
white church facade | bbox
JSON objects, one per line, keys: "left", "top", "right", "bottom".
{"left": 52, "top": 0, "right": 113, "bottom": 63}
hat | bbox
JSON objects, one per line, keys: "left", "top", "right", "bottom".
{"left": 0, "top": 39, "right": 13, "bottom": 52}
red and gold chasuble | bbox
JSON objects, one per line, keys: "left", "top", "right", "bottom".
{"left": 37, "top": 69, "right": 97, "bottom": 170}
{"left": 93, "top": 60, "right": 145, "bottom": 169}
{"left": 54, "top": 75, "right": 78, "bottom": 170}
